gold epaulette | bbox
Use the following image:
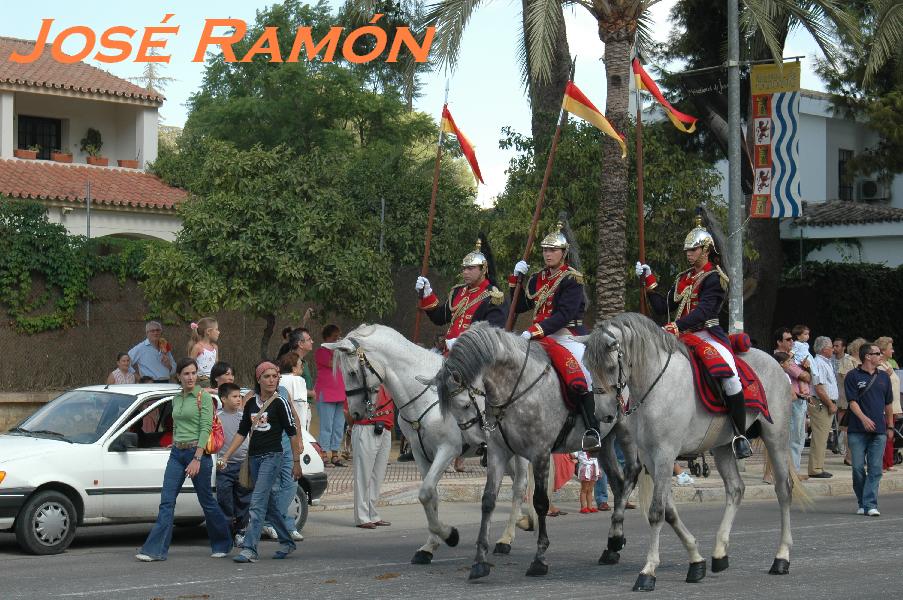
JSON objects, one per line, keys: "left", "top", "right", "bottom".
{"left": 715, "top": 265, "right": 729, "bottom": 291}
{"left": 567, "top": 267, "right": 584, "bottom": 285}
{"left": 489, "top": 286, "right": 504, "bottom": 305}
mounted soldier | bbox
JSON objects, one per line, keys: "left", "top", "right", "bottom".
{"left": 415, "top": 234, "right": 507, "bottom": 352}
{"left": 509, "top": 219, "right": 600, "bottom": 448}
{"left": 635, "top": 211, "right": 753, "bottom": 459}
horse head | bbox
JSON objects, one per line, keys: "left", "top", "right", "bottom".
{"left": 322, "top": 335, "right": 383, "bottom": 421}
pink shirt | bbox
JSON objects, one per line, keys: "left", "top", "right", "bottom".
{"left": 314, "top": 347, "right": 346, "bottom": 403}
{"left": 783, "top": 362, "right": 810, "bottom": 398}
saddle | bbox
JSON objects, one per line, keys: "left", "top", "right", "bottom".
{"left": 680, "top": 332, "right": 772, "bottom": 423}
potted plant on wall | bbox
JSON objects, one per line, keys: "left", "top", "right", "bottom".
{"left": 14, "top": 144, "right": 40, "bottom": 160}
{"left": 51, "top": 148, "right": 73, "bottom": 163}
{"left": 117, "top": 154, "right": 139, "bottom": 169}
{"left": 80, "top": 128, "right": 108, "bottom": 166}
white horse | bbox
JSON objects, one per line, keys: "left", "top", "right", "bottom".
{"left": 582, "top": 313, "right": 809, "bottom": 592}
{"left": 322, "top": 324, "right": 535, "bottom": 564}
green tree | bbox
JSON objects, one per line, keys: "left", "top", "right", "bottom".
{"left": 144, "top": 141, "right": 397, "bottom": 359}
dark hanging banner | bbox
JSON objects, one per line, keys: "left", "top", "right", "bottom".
{"left": 674, "top": 69, "right": 754, "bottom": 195}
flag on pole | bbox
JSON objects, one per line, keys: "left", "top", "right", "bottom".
{"left": 632, "top": 58, "right": 698, "bottom": 133}
{"left": 441, "top": 105, "right": 484, "bottom": 184}
{"left": 562, "top": 81, "right": 627, "bottom": 158}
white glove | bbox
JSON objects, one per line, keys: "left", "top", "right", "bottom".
{"left": 520, "top": 331, "right": 532, "bottom": 340}
{"left": 514, "top": 260, "right": 529, "bottom": 276}
{"left": 634, "top": 261, "right": 651, "bottom": 279}
{"left": 415, "top": 276, "right": 432, "bottom": 297}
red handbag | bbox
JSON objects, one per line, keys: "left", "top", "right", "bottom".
{"left": 197, "top": 391, "right": 224, "bottom": 454}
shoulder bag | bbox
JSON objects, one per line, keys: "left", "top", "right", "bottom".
{"left": 840, "top": 371, "right": 878, "bottom": 428}
{"left": 196, "top": 391, "right": 224, "bottom": 454}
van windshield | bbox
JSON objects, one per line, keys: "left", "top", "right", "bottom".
{"left": 11, "top": 390, "right": 136, "bottom": 444}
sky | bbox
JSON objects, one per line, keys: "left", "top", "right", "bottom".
{"left": 2, "top": 0, "right": 828, "bottom": 206}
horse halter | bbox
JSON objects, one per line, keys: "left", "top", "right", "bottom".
{"left": 342, "top": 338, "right": 386, "bottom": 419}
{"left": 452, "top": 385, "right": 494, "bottom": 433}
{"left": 595, "top": 337, "right": 672, "bottom": 418}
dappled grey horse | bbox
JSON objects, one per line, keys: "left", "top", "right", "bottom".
{"left": 322, "top": 324, "right": 535, "bottom": 564}
{"left": 582, "top": 313, "right": 808, "bottom": 592}
{"left": 435, "top": 322, "right": 619, "bottom": 580}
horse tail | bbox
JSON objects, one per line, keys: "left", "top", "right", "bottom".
{"left": 787, "top": 460, "right": 814, "bottom": 510}
{"left": 637, "top": 467, "right": 654, "bottom": 524}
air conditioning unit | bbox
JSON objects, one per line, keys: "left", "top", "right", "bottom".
{"left": 857, "top": 179, "right": 881, "bottom": 201}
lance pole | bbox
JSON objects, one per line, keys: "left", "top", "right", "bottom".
{"left": 505, "top": 60, "right": 575, "bottom": 331}
{"left": 412, "top": 81, "right": 449, "bottom": 342}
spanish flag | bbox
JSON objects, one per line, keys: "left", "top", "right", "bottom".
{"left": 562, "top": 81, "right": 627, "bottom": 158}
{"left": 632, "top": 58, "right": 698, "bottom": 133}
{"left": 441, "top": 105, "right": 484, "bottom": 184}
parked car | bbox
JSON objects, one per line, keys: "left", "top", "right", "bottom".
{"left": 0, "top": 384, "right": 327, "bottom": 555}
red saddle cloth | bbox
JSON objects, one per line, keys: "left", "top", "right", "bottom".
{"left": 537, "top": 337, "right": 584, "bottom": 412}
{"left": 680, "top": 333, "right": 772, "bottom": 424}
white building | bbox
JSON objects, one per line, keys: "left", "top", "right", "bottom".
{"left": 0, "top": 36, "right": 184, "bottom": 241}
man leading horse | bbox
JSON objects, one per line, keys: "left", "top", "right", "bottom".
{"left": 635, "top": 213, "right": 753, "bottom": 459}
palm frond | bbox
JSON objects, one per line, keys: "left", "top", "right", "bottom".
{"left": 635, "top": 9, "right": 656, "bottom": 61}
{"left": 424, "top": 0, "right": 487, "bottom": 73}
{"left": 524, "top": 0, "right": 567, "bottom": 85}
{"left": 740, "top": 0, "right": 787, "bottom": 65}
{"left": 864, "top": 0, "right": 903, "bottom": 85}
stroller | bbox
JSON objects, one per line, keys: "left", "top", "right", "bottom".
{"left": 892, "top": 415, "right": 903, "bottom": 466}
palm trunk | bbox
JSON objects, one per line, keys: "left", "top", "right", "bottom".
{"left": 522, "top": 0, "right": 571, "bottom": 152}
{"left": 595, "top": 32, "right": 634, "bottom": 320}
{"left": 260, "top": 311, "right": 276, "bottom": 361}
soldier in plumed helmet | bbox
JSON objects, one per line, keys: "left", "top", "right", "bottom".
{"left": 509, "top": 219, "right": 601, "bottom": 448}
{"left": 636, "top": 210, "right": 753, "bottom": 459}
{"left": 415, "top": 234, "right": 507, "bottom": 353}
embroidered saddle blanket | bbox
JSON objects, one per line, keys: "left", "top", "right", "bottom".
{"left": 680, "top": 332, "right": 772, "bottom": 424}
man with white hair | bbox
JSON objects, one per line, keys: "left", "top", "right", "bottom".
{"left": 809, "top": 335, "right": 839, "bottom": 478}
{"left": 128, "top": 320, "right": 176, "bottom": 383}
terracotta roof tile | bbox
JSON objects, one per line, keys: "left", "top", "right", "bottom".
{"left": 0, "top": 36, "right": 164, "bottom": 104}
{"left": 792, "top": 200, "right": 903, "bottom": 227}
{"left": 0, "top": 158, "right": 186, "bottom": 210}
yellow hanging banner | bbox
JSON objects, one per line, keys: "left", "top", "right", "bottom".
{"left": 750, "top": 61, "right": 801, "bottom": 95}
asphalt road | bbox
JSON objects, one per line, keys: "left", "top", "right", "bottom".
{"left": 1, "top": 492, "right": 899, "bottom": 599}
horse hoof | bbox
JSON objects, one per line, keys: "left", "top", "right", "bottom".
{"left": 493, "top": 543, "right": 511, "bottom": 555}
{"left": 686, "top": 560, "right": 706, "bottom": 583}
{"left": 711, "top": 555, "right": 729, "bottom": 573}
{"left": 445, "top": 527, "right": 460, "bottom": 547}
{"left": 769, "top": 558, "right": 790, "bottom": 575}
{"left": 411, "top": 550, "right": 433, "bottom": 565}
{"left": 632, "top": 573, "right": 656, "bottom": 592}
{"left": 525, "top": 560, "right": 549, "bottom": 577}
{"left": 608, "top": 535, "right": 627, "bottom": 552}
{"left": 598, "top": 549, "right": 620, "bottom": 565}
{"left": 468, "top": 561, "right": 491, "bottom": 580}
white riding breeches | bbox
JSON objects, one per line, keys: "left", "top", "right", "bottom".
{"left": 549, "top": 330, "right": 593, "bottom": 388}
{"left": 695, "top": 330, "right": 742, "bottom": 396}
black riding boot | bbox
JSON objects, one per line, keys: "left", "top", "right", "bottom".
{"left": 573, "top": 389, "right": 601, "bottom": 450}
{"left": 726, "top": 391, "right": 752, "bottom": 459}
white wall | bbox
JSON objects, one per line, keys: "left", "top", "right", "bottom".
{"left": 801, "top": 236, "right": 903, "bottom": 267}
{"left": 46, "top": 205, "right": 180, "bottom": 242}
{"left": 0, "top": 91, "right": 12, "bottom": 158}
{"left": 797, "top": 111, "right": 826, "bottom": 203}
{"left": 12, "top": 91, "right": 157, "bottom": 168}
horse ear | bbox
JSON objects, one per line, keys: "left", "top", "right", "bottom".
{"left": 570, "top": 335, "right": 589, "bottom": 345}
{"left": 323, "top": 338, "right": 354, "bottom": 353}
{"left": 601, "top": 331, "right": 618, "bottom": 349}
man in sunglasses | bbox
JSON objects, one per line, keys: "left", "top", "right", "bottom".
{"left": 844, "top": 343, "right": 895, "bottom": 517}
{"left": 774, "top": 326, "right": 812, "bottom": 474}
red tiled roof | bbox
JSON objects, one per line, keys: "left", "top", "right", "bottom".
{"left": 0, "top": 37, "right": 164, "bottom": 104}
{"left": 792, "top": 200, "right": 903, "bottom": 227}
{"left": 0, "top": 158, "right": 186, "bottom": 210}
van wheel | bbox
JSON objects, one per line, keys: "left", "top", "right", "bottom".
{"left": 15, "top": 491, "right": 78, "bottom": 555}
{"left": 289, "top": 486, "right": 310, "bottom": 532}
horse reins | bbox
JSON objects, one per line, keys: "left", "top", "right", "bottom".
{"left": 597, "top": 342, "right": 673, "bottom": 417}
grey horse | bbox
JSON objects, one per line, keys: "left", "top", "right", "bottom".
{"left": 581, "top": 313, "right": 809, "bottom": 592}
{"left": 322, "top": 324, "right": 536, "bottom": 564}
{"left": 435, "top": 322, "right": 619, "bottom": 580}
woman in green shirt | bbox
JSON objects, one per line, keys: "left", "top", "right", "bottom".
{"left": 136, "top": 357, "right": 232, "bottom": 561}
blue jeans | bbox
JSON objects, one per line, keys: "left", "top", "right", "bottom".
{"left": 216, "top": 461, "right": 251, "bottom": 536}
{"left": 241, "top": 451, "right": 296, "bottom": 558}
{"left": 789, "top": 398, "right": 808, "bottom": 471}
{"left": 318, "top": 398, "right": 346, "bottom": 452}
{"left": 265, "top": 434, "right": 298, "bottom": 534}
{"left": 595, "top": 441, "right": 626, "bottom": 505}
{"left": 848, "top": 432, "right": 886, "bottom": 511}
{"left": 140, "top": 447, "right": 232, "bottom": 559}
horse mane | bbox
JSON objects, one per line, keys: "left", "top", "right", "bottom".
{"left": 436, "top": 322, "right": 548, "bottom": 415}
{"left": 585, "top": 312, "right": 689, "bottom": 392}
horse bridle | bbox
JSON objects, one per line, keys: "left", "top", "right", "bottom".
{"left": 342, "top": 338, "right": 390, "bottom": 420}
{"left": 594, "top": 338, "right": 673, "bottom": 419}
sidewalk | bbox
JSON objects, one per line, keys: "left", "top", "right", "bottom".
{"left": 312, "top": 443, "right": 903, "bottom": 513}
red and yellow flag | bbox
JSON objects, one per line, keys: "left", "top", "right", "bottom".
{"left": 632, "top": 58, "right": 698, "bottom": 134}
{"left": 441, "top": 105, "right": 484, "bottom": 184}
{"left": 562, "top": 81, "right": 627, "bottom": 158}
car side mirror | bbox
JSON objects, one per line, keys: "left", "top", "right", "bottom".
{"left": 109, "top": 431, "right": 139, "bottom": 452}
